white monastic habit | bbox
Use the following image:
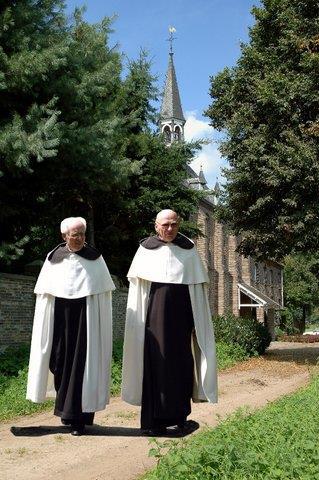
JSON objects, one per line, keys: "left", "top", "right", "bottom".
{"left": 121, "top": 233, "right": 217, "bottom": 407}
{"left": 27, "top": 243, "right": 115, "bottom": 412}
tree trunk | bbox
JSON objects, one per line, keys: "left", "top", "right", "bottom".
{"left": 300, "top": 305, "right": 307, "bottom": 334}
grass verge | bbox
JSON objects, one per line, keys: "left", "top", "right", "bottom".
{"left": 143, "top": 375, "right": 319, "bottom": 480}
{"left": 0, "top": 340, "right": 124, "bottom": 422}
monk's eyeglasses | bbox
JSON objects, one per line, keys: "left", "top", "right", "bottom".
{"left": 67, "top": 232, "right": 86, "bottom": 239}
{"left": 156, "top": 222, "right": 179, "bottom": 229}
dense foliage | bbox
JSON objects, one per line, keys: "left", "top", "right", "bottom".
{"left": 0, "top": 344, "right": 29, "bottom": 376}
{"left": 145, "top": 376, "right": 319, "bottom": 480}
{"left": 0, "top": 1, "right": 202, "bottom": 278}
{"left": 215, "top": 341, "right": 248, "bottom": 369}
{"left": 110, "top": 339, "right": 123, "bottom": 396}
{"left": 206, "top": 0, "right": 319, "bottom": 260}
{"left": 281, "top": 253, "right": 319, "bottom": 332}
{"left": 213, "top": 313, "right": 271, "bottom": 355}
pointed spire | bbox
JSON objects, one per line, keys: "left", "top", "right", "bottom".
{"left": 199, "top": 165, "right": 207, "bottom": 186}
{"left": 160, "top": 52, "right": 185, "bottom": 123}
{"left": 160, "top": 28, "right": 186, "bottom": 145}
{"left": 214, "top": 180, "right": 221, "bottom": 205}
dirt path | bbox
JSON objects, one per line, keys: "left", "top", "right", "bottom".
{"left": 1, "top": 341, "right": 318, "bottom": 480}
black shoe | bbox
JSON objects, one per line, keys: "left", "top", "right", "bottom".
{"left": 177, "top": 421, "right": 186, "bottom": 430}
{"left": 141, "top": 426, "right": 167, "bottom": 437}
{"left": 176, "top": 420, "right": 199, "bottom": 435}
{"left": 71, "top": 425, "right": 85, "bottom": 436}
{"left": 61, "top": 419, "right": 71, "bottom": 426}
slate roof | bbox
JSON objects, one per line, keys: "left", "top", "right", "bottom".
{"left": 160, "top": 53, "right": 185, "bottom": 122}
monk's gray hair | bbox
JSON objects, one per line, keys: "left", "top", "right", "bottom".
{"left": 60, "top": 217, "right": 87, "bottom": 234}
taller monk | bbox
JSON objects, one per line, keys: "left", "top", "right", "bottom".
{"left": 122, "top": 209, "right": 217, "bottom": 436}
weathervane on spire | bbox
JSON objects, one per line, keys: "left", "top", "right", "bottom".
{"left": 168, "top": 26, "right": 176, "bottom": 54}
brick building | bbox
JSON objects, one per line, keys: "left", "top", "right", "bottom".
{"left": 160, "top": 46, "right": 283, "bottom": 338}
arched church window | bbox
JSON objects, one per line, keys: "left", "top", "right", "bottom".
{"left": 174, "top": 126, "right": 181, "bottom": 141}
{"left": 163, "top": 125, "right": 171, "bottom": 143}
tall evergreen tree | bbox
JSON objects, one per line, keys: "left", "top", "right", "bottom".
{"left": 34, "top": 11, "right": 141, "bottom": 246}
{"left": 0, "top": 3, "right": 141, "bottom": 269}
{"left": 206, "top": 0, "right": 319, "bottom": 260}
{"left": 0, "top": 0, "right": 66, "bottom": 265}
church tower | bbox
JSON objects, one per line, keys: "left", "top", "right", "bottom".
{"left": 160, "top": 28, "right": 185, "bottom": 144}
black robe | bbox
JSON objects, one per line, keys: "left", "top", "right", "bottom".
{"left": 140, "top": 235, "right": 195, "bottom": 430}
{"left": 48, "top": 244, "right": 101, "bottom": 426}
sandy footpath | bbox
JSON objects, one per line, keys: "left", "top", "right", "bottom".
{"left": 1, "top": 341, "right": 318, "bottom": 480}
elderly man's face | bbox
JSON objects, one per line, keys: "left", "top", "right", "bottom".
{"left": 65, "top": 226, "right": 86, "bottom": 252}
{"left": 155, "top": 211, "right": 179, "bottom": 243}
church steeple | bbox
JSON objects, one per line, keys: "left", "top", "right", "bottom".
{"left": 160, "top": 27, "right": 185, "bottom": 144}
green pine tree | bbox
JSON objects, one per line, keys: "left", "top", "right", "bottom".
{"left": 0, "top": 0, "right": 66, "bottom": 266}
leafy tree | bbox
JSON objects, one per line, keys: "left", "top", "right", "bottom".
{"left": 283, "top": 253, "right": 319, "bottom": 332}
{"left": 205, "top": 0, "right": 319, "bottom": 260}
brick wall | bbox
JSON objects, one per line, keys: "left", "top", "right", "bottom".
{"left": 194, "top": 206, "right": 215, "bottom": 310}
{"left": 213, "top": 221, "right": 225, "bottom": 315}
{"left": 0, "top": 273, "right": 36, "bottom": 350}
{"left": 228, "top": 234, "right": 239, "bottom": 316}
{"left": 252, "top": 261, "right": 283, "bottom": 307}
{"left": 0, "top": 273, "right": 128, "bottom": 351}
{"left": 194, "top": 204, "right": 283, "bottom": 337}
{"left": 112, "top": 286, "right": 129, "bottom": 341}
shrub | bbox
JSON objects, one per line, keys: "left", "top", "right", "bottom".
{"left": 0, "top": 344, "right": 30, "bottom": 376}
{"left": 213, "top": 312, "right": 271, "bottom": 356}
{"left": 277, "top": 308, "right": 299, "bottom": 336}
{"left": 216, "top": 342, "right": 248, "bottom": 370}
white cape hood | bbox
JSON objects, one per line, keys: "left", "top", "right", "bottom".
{"left": 34, "top": 252, "right": 115, "bottom": 298}
{"left": 127, "top": 242, "right": 209, "bottom": 284}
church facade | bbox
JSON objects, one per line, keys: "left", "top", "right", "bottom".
{"left": 160, "top": 48, "right": 283, "bottom": 338}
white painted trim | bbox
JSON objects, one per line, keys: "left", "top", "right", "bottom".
{"left": 238, "top": 283, "right": 267, "bottom": 307}
{"left": 240, "top": 304, "right": 260, "bottom": 308}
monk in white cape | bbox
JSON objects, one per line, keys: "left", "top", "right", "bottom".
{"left": 122, "top": 209, "right": 217, "bottom": 436}
{"left": 26, "top": 217, "right": 115, "bottom": 435}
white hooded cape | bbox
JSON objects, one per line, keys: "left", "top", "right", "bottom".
{"left": 121, "top": 239, "right": 218, "bottom": 406}
{"left": 26, "top": 249, "right": 115, "bottom": 412}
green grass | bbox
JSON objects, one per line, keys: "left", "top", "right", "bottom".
{"left": 0, "top": 341, "right": 124, "bottom": 422}
{"left": 0, "top": 368, "right": 54, "bottom": 421}
{"left": 143, "top": 376, "right": 319, "bottom": 480}
{"left": 0, "top": 340, "right": 246, "bottom": 422}
{"left": 110, "top": 339, "right": 123, "bottom": 396}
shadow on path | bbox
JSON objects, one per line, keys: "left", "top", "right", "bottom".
{"left": 10, "top": 421, "right": 199, "bottom": 438}
{"left": 264, "top": 342, "right": 319, "bottom": 365}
